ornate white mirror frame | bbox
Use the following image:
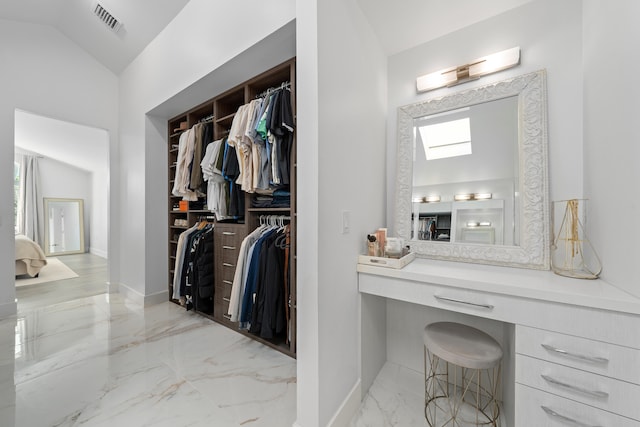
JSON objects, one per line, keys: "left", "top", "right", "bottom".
{"left": 395, "top": 70, "right": 550, "bottom": 269}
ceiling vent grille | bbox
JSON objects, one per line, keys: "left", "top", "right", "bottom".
{"left": 93, "top": 3, "right": 123, "bottom": 33}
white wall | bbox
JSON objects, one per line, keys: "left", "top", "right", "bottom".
{"left": 367, "top": 0, "right": 584, "bottom": 418}
{"left": 386, "top": 0, "right": 584, "bottom": 232}
{"left": 0, "top": 19, "right": 118, "bottom": 317}
{"left": 582, "top": 1, "right": 640, "bottom": 297}
{"left": 90, "top": 170, "right": 109, "bottom": 258}
{"left": 115, "top": 0, "right": 296, "bottom": 302}
{"left": 296, "top": 0, "right": 388, "bottom": 425}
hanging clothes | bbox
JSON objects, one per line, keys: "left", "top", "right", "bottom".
{"left": 221, "top": 140, "right": 244, "bottom": 217}
{"left": 172, "top": 222, "right": 214, "bottom": 311}
{"left": 230, "top": 220, "right": 291, "bottom": 341}
{"left": 201, "top": 138, "right": 229, "bottom": 221}
{"left": 227, "top": 224, "right": 269, "bottom": 322}
{"left": 173, "top": 122, "right": 212, "bottom": 201}
{"left": 249, "top": 224, "right": 290, "bottom": 339}
{"left": 187, "top": 224, "right": 215, "bottom": 312}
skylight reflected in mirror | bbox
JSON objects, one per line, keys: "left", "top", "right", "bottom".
{"left": 418, "top": 117, "right": 472, "bottom": 160}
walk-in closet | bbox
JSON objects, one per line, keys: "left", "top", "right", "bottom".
{"left": 167, "top": 59, "right": 296, "bottom": 357}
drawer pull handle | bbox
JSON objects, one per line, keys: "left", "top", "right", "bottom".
{"left": 540, "top": 374, "right": 609, "bottom": 399}
{"left": 540, "top": 406, "right": 603, "bottom": 427}
{"left": 223, "top": 263, "right": 235, "bottom": 268}
{"left": 222, "top": 314, "right": 232, "bottom": 320}
{"left": 434, "top": 295, "right": 494, "bottom": 310}
{"left": 541, "top": 344, "right": 609, "bottom": 364}
{"left": 222, "top": 245, "right": 236, "bottom": 250}
{"left": 223, "top": 297, "right": 230, "bottom": 302}
{"left": 222, "top": 231, "right": 236, "bottom": 236}
{"left": 223, "top": 280, "right": 233, "bottom": 285}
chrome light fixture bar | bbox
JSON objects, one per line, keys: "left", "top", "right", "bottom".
{"left": 416, "top": 47, "right": 520, "bottom": 93}
{"left": 413, "top": 195, "right": 441, "bottom": 203}
{"left": 454, "top": 193, "right": 493, "bottom": 201}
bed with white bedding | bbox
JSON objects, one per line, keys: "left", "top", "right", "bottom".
{"left": 15, "top": 234, "right": 47, "bottom": 277}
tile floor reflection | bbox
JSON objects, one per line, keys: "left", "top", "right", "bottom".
{"left": 0, "top": 293, "right": 296, "bottom": 427}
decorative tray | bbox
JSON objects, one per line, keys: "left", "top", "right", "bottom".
{"left": 358, "top": 252, "right": 416, "bottom": 269}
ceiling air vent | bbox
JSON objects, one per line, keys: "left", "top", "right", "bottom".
{"left": 93, "top": 3, "right": 123, "bottom": 33}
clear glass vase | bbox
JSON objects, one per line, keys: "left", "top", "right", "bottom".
{"left": 551, "top": 199, "right": 602, "bottom": 279}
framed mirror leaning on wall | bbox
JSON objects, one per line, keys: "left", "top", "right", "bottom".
{"left": 44, "top": 198, "right": 85, "bottom": 256}
{"left": 395, "top": 70, "right": 550, "bottom": 269}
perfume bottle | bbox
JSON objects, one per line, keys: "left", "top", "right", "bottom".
{"left": 367, "top": 234, "right": 380, "bottom": 257}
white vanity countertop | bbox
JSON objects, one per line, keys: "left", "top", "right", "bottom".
{"left": 357, "top": 257, "right": 640, "bottom": 315}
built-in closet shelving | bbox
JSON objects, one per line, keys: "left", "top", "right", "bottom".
{"left": 167, "top": 59, "right": 297, "bottom": 357}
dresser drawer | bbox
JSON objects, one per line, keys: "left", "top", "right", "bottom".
{"left": 516, "top": 325, "right": 640, "bottom": 385}
{"left": 516, "top": 354, "right": 640, "bottom": 421}
{"left": 215, "top": 224, "right": 245, "bottom": 247}
{"left": 515, "top": 383, "right": 639, "bottom": 427}
{"left": 214, "top": 294, "right": 234, "bottom": 326}
{"left": 221, "top": 244, "right": 239, "bottom": 266}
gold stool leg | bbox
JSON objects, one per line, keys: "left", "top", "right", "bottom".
{"left": 425, "top": 347, "right": 501, "bottom": 426}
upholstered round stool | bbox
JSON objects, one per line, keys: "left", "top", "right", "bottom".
{"left": 423, "top": 322, "right": 503, "bottom": 426}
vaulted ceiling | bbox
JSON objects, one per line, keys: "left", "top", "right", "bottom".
{"left": 0, "top": 0, "right": 190, "bottom": 75}
{"left": 3, "top": 0, "right": 529, "bottom": 172}
{"left": 1, "top": 0, "right": 534, "bottom": 75}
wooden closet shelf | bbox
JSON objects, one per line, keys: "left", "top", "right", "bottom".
{"left": 216, "top": 112, "right": 236, "bottom": 123}
{"left": 247, "top": 207, "right": 291, "bottom": 213}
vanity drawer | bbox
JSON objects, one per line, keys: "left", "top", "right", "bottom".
{"left": 515, "top": 383, "right": 639, "bottom": 427}
{"left": 516, "top": 354, "right": 640, "bottom": 421}
{"left": 516, "top": 325, "right": 640, "bottom": 384}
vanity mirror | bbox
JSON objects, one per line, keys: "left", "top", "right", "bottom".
{"left": 395, "top": 70, "right": 549, "bottom": 269}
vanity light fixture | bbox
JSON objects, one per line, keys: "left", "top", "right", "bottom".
{"left": 413, "top": 195, "right": 441, "bottom": 203}
{"left": 473, "top": 193, "right": 492, "bottom": 200}
{"left": 454, "top": 193, "right": 493, "bottom": 201}
{"left": 416, "top": 47, "right": 521, "bottom": 93}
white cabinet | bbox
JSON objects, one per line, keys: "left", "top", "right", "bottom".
{"left": 515, "top": 325, "right": 640, "bottom": 424}
{"left": 516, "top": 325, "right": 640, "bottom": 384}
{"left": 357, "top": 258, "right": 640, "bottom": 427}
{"left": 515, "top": 383, "right": 639, "bottom": 427}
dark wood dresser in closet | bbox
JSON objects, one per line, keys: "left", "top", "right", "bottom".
{"left": 214, "top": 223, "right": 246, "bottom": 327}
{"left": 167, "top": 59, "right": 296, "bottom": 357}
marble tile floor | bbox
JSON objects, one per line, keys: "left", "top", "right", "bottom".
{"left": 15, "top": 253, "right": 109, "bottom": 312}
{"left": 350, "top": 362, "right": 426, "bottom": 427}
{"left": 350, "top": 362, "right": 506, "bottom": 427}
{"left": 0, "top": 293, "right": 297, "bottom": 426}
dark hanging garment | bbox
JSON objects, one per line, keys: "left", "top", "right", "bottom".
{"left": 279, "top": 90, "right": 294, "bottom": 185}
{"left": 249, "top": 231, "right": 279, "bottom": 336}
{"left": 221, "top": 142, "right": 245, "bottom": 217}
{"left": 191, "top": 122, "right": 214, "bottom": 195}
{"left": 267, "top": 89, "right": 295, "bottom": 186}
{"left": 259, "top": 234, "right": 286, "bottom": 339}
{"left": 249, "top": 230, "right": 287, "bottom": 339}
{"left": 194, "top": 227, "right": 214, "bottom": 298}
{"left": 189, "top": 123, "right": 204, "bottom": 191}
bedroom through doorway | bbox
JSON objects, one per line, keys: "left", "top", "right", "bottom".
{"left": 13, "top": 109, "right": 110, "bottom": 310}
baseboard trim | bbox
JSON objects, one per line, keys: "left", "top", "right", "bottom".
{"left": 0, "top": 300, "right": 17, "bottom": 320}
{"left": 116, "top": 282, "right": 145, "bottom": 305}
{"left": 144, "top": 289, "right": 169, "bottom": 307}
{"left": 89, "top": 247, "right": 108, "bottom": 258}
{"left": 327, "top": 379, "right": 362, "bottom": 427}
{"left": 116, "top": 283, "right": 168, "bottom": 307}
{"left": 107, "top": 281, "right": 119, "bottom": 294}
